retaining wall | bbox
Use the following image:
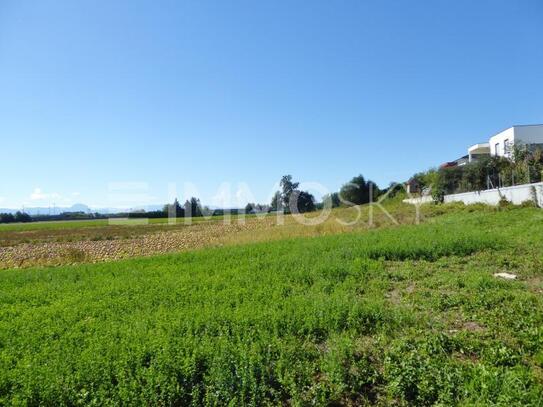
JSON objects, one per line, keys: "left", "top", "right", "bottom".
{"left": 443, "top": 182, "right": 543, "bottom": 206}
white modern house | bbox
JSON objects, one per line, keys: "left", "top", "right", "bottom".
{"left": 467, "top": 124, "right": 543, "bottom": 163}
{"left": 406, "top": 124, "right": 543, "bottom": 206}
{"left": 489, "top": 124, "right": 543, "bottom": 158}
{"left": 444, "top": 124, "right": 543, "bottom": 206}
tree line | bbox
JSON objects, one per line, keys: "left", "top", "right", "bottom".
{"left": 0, "top": 175, "right": 388, "bottom": 224}
{"left": 0, "top": 212, "right": 32, "bottom": 223}
{"left": 127, "top": 197, "right": 208, "bottom": 219}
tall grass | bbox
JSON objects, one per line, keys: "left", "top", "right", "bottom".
{"left": 0, "top": 208, "right": 542, "bottom": 405}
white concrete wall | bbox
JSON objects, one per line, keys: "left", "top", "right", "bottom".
{"left": 443, "top": 182, "right": 543, "bottom": 206}
{"left": 402, "top": 196, "right": 433, "bottom": 205}
{"left": 488, "top": 125, "right": 543, "bottom": 158}
{"left": 489, "top": 127, "right": 515, "bottom": 157}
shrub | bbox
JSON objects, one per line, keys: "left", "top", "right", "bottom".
{"left": 413, "top": 146, "right": 543, "bottom": 198}
{"left": 498, "top": 196, "right": 512, "bottom": 209}
{"left": 519, "top": 199, "right": 538, "bottom": 208}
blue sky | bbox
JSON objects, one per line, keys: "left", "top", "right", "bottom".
{"left": 1, "top": 0, "right": 542, "bottom": 209}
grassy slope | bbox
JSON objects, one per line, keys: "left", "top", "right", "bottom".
{"left": 1, "top": 208, "right": 543, "bottom": 405}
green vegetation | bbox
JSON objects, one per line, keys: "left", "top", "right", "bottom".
{"left": 0, "top": 172, "right": 387, "bottom": 227}
{"left": 410, "top": 145, "right": 543, "bottom": 202}
{"left": 0, "top": 196, "right": 239, "bottom": 226}
{"left": 1, "top": 206, "right": 543, "bottom": 405}
{"left": 0, "top": 213, "right": 252, "bottom": 233}
{"left": 270, "top": 175, "right": 316, "bottom": 213}
{"left": 338, "top": 174, "right": 380, "bottom": 206}
{"left": 0, "top": 218, "right": 111, "bottom": 232}
{"left": 0, "top": 211, "right": 31, "bottom": 224}
{"left": 0, "top": 199, "right": 464, "bottom": 268}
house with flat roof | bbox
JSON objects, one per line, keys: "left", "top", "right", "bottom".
{"left": 442, "top": 125, "right": 543, "bottom": 168}
{"left": 488, "top": 124, "right": 543, "bottom": 159}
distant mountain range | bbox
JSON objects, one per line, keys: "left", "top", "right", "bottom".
{"left": 0, "top": 203, "right": 165, "bottom": 216}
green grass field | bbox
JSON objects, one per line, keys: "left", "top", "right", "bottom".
{"left": 0, "top": 214, "right": 248, "bottom": 232}
{"left": 1, "top": 206, "right": 543, "bottom": 405}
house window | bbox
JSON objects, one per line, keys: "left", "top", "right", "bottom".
{"left": 504, "top": 139, "right": 510, "bottom": 157}
{"left": 495, "top": 143, "right": 500, "bottom": 155}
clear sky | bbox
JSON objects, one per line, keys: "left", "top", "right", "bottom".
{"left": 1, "top": 0, "right": 542, "bottom": 209}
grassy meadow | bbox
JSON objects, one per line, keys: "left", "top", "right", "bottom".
{"left": 0, "top": 200, "right": 428, "bottom": 268}
{"left": 0, "top": 213, "right": 252, "bottom": 233}
{"left": 1, "top": 203, "right": 543, "bottom": 405}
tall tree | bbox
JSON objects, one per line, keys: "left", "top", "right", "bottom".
{"left": 291, "top": 190, "right": 316, "bottom": 213}
{"left": 271, "top": 175, "right": 316, "bottom": 213}
{"left": 244, "top": 203, "right": 255, "bottom": 214}
{"left": 339, "top": 175, "right": 380, "bottom": 205}
{"left": 14, "top": 211, "right": 32, "bottom": 223}
{"left": 184, "top": 197, "right": 203, "bottom": 217}
{"left": 279, "top": 175, "right": 299, "bottom": 208}
{"left": 163, "top": 198, "right": 184, "bottom": 217}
